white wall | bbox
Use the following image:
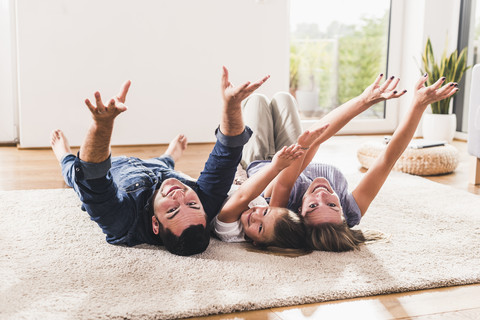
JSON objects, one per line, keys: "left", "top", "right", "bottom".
{"left": 15, "top": 0, "right": 289, "bottom": 147}
{"left": 0, "top": 0, "right": 17, "bottom": 143}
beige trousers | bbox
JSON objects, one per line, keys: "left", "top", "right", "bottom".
{"left": 241, "top": 92, "right": 302, "bottom": 168}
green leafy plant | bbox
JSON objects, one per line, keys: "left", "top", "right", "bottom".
{"left": 421, "top": 37, "right": 470, "bottom": 114}
{"left": 289, "top": 44, "right": 300, "bottom": 94}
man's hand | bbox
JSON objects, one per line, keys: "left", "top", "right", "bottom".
{"left": 359, "top": 74, "right": 406, "bottom": 106}
{"left": 271, "top": 144, "right": 304, "bottom": 171}
{"left": 219, "top": 67, "right": 269, "bottom": 136}
{"left": 411, "top": 74, "right": 458, "bottom": 109}
{"left": 85, "top": 80, "right": 131, "bottom": 123}
{"left": 221, "top": 66, "right": 270, "bottom": 107}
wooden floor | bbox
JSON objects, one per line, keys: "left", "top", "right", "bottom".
{"left": 1, "top": 136, "right": 479, "bottom": 319}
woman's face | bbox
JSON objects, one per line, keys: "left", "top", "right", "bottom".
{"left": 300, "top": 177, "right": 343, "bottom": 226}
{"left": 240, "top": 206, "right": 283, "bottom": 244}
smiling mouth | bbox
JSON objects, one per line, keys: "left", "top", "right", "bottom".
{"left": 312, "top": 184, "right": 331, "bottom": 193}
{"left": 247, "top": 212, "right": 253, "bottom": 226}
{"left": 163, "top": 186, "right": 182, "bottom": 196}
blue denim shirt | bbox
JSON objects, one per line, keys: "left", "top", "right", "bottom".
{"left": 64, "top": 127, "right": 252, "bottom": 247}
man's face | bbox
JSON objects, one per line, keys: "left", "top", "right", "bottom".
{"left": 300, "top": 177, "right": 344, "bottom": 226}
{"left": 152, "top": 178, "right": 206, "bottom": 236}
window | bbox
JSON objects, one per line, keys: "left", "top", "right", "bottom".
{"left": 290, "top": 0, "right": 398, "bottom": 133}
{"left": 456, "top": 0, "right": 477, "bottom": 134}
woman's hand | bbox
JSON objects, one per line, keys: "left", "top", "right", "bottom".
{"left": 359, "top": 74, "right": 406, "bottom": 106}
{"left": 411, "top": 74, "right": 459, "bottom": 109}
{"left": 84, "top": 80, "right": 131, "bottom": 123}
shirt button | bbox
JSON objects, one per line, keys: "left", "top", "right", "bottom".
{"left": 75, "top": 168, "right": 80, "bottom": 172}
{"left": 135, "top": 183, "right": 139, "bottom": 187}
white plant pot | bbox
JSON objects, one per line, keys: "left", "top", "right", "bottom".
{"left": 295, "top": 90, "right": 318, "bottom": 113}
{"left": 422, "top": 113, "right": 456, "bottom": 143}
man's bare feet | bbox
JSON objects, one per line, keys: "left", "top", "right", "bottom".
{"left": 165, "top": 134, "right": 187, "bottom": 163}
{"left": 50, "top": 129, "right": 72, "bottom": 162}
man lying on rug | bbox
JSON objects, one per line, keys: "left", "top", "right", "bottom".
{"left": 213, "top": 74, "right": 458, "bottom": 252}
{"left": 50, "top": 67, "right": 269, "bottom": 256}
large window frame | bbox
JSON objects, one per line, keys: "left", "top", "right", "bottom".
{"left": 455, "top": 0, "right": 475, "bottom": 135}
{"left": 298, "top": 0, "right": 404, "bottom": 134}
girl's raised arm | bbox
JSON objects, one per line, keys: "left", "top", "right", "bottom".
{"left": 217, "top": 144, "right": 304, "bottom": 223}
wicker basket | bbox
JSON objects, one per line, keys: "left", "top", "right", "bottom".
{"left": 357, "top": 141, "right": 459, "bottom": 176}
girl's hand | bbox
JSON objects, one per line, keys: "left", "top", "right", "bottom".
{"left": 359, "top": 74, "right": 406, "bottom": 106}
{"left": 411, "top": 74, "right": 459, "bottom": 109}
{"left": 271, "top": 144, "right": 304, "bottom": 170}
{"left": 297, "top": 123, "right": 330, "bottom": 149}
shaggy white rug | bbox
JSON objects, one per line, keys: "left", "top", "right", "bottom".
{"left": 1, "top": 172, "right": 479, "bottom": 320}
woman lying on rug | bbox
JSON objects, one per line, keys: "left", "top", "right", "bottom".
{"left": 211, "top": 129, "right": 326, "bottom": 248}
{"left": 241, "top": 74, "right": 459, "bottom": 252}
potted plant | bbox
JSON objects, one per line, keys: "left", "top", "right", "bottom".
{"left": 293, "top": 40, "right": 321, "bottom": 117}
{"left": 289, "top": 44, "right": 300, "bottom": 98}
{"left": 420, "top": 37, "right": 470, "bottom": 142}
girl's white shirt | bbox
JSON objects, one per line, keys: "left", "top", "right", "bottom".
{"left": 211, "top": 185, "right": 268, "bottom": 242}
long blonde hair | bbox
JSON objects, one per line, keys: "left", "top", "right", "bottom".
{"left": 306, "top": 222, "right": 388, "bottom": 252}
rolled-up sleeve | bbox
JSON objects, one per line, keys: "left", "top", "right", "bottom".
{"left": 215, "top": 126, "right": 253, "bottom": 148}
{"left": 74, "top": 153, "right": 111, "bottom": 180}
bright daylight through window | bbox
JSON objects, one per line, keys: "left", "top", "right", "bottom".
{"left": 290, "top": 0, "right": 391, "bottom": 120}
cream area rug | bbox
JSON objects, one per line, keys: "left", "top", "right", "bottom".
{"left": 1, "top": 172, "right": 479, "bottom": 320}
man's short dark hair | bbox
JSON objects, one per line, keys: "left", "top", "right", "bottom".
{"left": 159, "top": 223, "right": 210, "bottom": 256}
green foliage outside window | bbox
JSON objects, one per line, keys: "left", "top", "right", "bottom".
{"left": 290, "top": 11, "right": 389, "bottom": 118}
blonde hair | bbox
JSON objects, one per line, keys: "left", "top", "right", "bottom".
{"left": 306, "top": 223, "right": 388, "bottom": 252}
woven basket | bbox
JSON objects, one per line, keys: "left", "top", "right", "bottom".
{"left": 357, "top": 141, "right": 459, "bottom": 176}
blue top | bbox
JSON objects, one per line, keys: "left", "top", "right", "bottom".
{"left": 246, "top": 161, "right": 361, "bottom": 227}
{"left": 63, "top": 127, "right": 252, "bottom": 246}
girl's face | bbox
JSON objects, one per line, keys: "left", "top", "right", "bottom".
{"left": 300, "top": 177, "right": 343, "bottom": 226}
{"left": 240, "top": 206, "right": 283, "bottom": 244}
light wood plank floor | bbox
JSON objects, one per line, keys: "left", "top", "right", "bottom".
{"left": 1, "top": 136, "right": 479, "bottom": 320}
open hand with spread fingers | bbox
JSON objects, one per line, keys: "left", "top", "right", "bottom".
{"left": 221, "top": 66, "right": 270, "bottom": 107}
{"left": 84, "top": 80, "right": 131, "bottom": 123}
{"left": 271, "top": 144, "right": 305, "bottom": 171}
{"left": 359, "top": 73, "right": 407, "bottom": 106}
{"left": 411, "top": 74, "right": 459, "bottom": 109}
{"left": 296, "top": 123, "right": 330, "bottom": 149}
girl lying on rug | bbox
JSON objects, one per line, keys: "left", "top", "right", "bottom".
{"left": 238, "top": 74, "right": 459, "bottom": 252}
{"left": 211, "top": 132, "right": 325, "bottom": 248}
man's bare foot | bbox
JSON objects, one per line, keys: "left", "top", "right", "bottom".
{"left": 165, "top": 134, "right": 187, "bottom": 163}
{"left": 50, "top": 129, "right": 72, "bottom": 162}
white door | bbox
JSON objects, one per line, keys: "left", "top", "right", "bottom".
{"left": 0, "top": 0, "right": 17, "bottom": 143}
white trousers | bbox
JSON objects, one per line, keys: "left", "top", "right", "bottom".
{"left": 241, "top": 92, "right": 302, "bottom": 168}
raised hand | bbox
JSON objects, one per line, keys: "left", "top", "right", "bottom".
{"left": 271, "top": 144, "right": 305, "bottom": 171}
{"left": 359, "top": 74, "right": 407, "bottom": 106}
{"left": 85, "top": 80, "right": 131, "bottom": 122}
{"left": 221, "top": 66, "right": 270, "bottom": 107}
{"left": 297, "top": 123, "right": 330, "bottom": 149}
{"left": 411, "top": 74, "right": 459, "bottom": 108}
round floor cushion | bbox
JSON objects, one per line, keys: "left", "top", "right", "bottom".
{"left": 357, "top": 141, "right": 459, "bottom": 176}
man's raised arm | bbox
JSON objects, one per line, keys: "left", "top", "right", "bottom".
{"left": 220, "top": 66, "right": 269, "bottom": 136}
{"left": 79, "top": 81, "right": 131, "bottom": 163}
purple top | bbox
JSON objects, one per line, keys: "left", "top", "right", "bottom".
{"left": 247, "top": 161, "right": 362, "bottom": 227}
